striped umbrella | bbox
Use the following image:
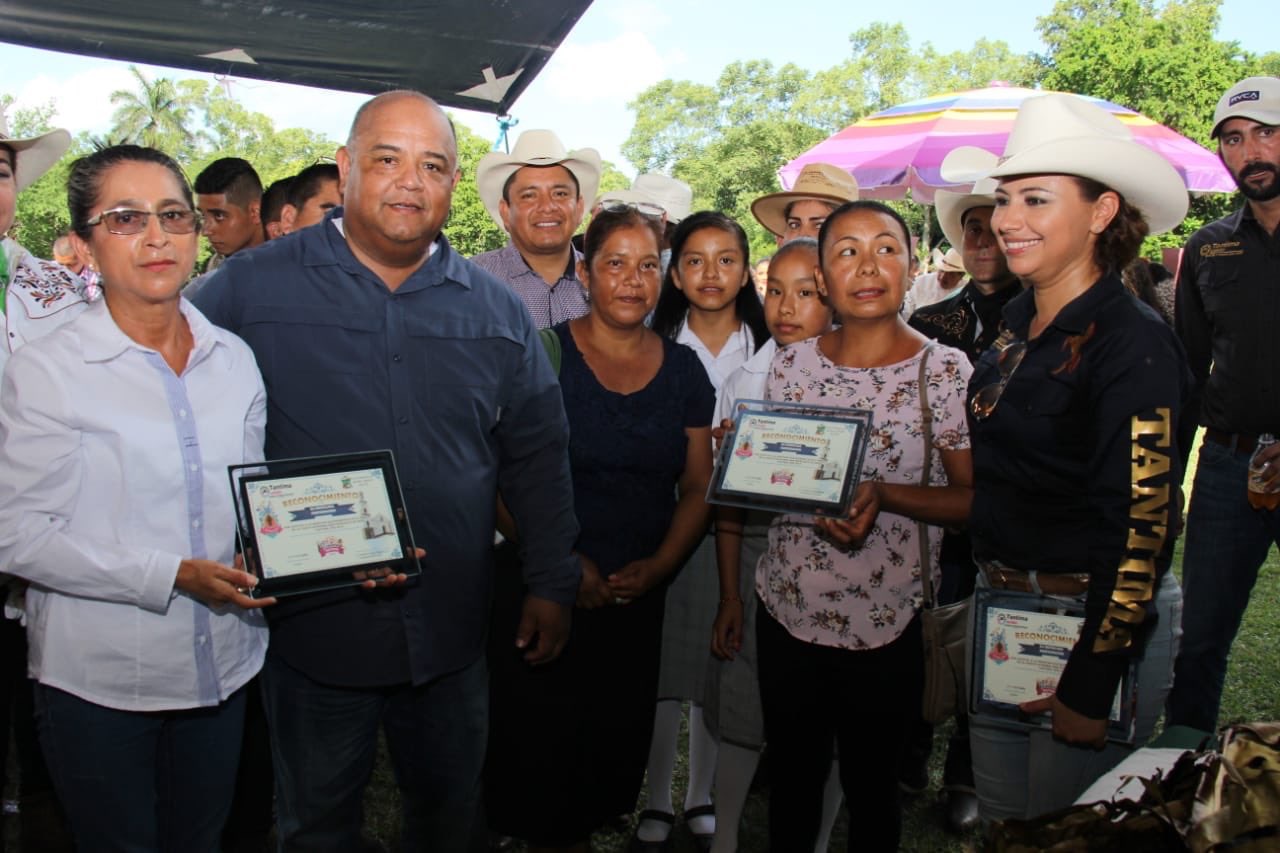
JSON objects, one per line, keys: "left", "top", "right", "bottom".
{"left": 779, "top": 83, "right": 1234, "bottom": 203}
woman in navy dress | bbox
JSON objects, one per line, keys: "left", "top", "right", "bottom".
{"left": 485, "top": 206, "right": 714, "bottom": 851}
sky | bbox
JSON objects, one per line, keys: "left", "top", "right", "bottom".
{"left": 0, "top": 0, "right": 1270, "bottom": 178}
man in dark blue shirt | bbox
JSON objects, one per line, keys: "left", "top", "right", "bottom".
{"left": 196, "top": 90, "right": 580, "bottom": 851}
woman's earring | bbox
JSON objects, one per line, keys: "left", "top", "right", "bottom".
{"left": 83, "top": 264, "right": 103, "bottom": 301}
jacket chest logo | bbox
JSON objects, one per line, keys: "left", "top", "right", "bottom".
{"left": 1200, "top": 241, "right": 1244, "bottom": 258}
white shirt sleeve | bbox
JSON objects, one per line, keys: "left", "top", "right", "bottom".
{"left": 0, "top": 349, "right": 182, "bottom": 613}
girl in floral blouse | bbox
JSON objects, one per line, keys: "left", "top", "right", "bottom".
{"left": 753, "top": 200, "right": 973, "bottom": 851}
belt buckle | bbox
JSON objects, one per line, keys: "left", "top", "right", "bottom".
{"left": 988, "top": 564, "right": 1005, "bottom": 589}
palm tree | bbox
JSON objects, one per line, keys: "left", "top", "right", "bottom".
{"left": 109, "top": 66, "right": 195, "bottom": 156}
{"left": 88, "top": 131, "right": 134, "bottom": 152}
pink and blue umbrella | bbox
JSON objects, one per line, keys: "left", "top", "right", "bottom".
{"left": 779, "top": 84, "right": 1234, "bottom": 203}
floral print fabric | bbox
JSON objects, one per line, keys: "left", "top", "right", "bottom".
{"left": 756, "top": 337, "right": 972, "bottom": 650}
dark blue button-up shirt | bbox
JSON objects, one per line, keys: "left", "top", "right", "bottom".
{"left": 195, "top": 211, "right": 580, "bottom": 687}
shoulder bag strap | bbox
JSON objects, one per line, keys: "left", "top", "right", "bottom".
{"left": 917, "top": 343, "right": 937, "bottom": 609}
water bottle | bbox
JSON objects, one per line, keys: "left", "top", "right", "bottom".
{"left": 1247, "top": 433, "right": 1279, "bottom": 510}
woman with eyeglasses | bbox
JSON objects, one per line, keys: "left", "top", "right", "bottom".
{"left": 484, "top": 207, "right": 714, "bottom": 851}
{"left": 0, "top": 145, "right": 272, "bottom": 852}
{"left": 942, "top": 94, "right": 1191, "bottom": 823}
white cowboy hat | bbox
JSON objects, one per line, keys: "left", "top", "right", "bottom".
{"left": 598, "top": 173, "right": 694, "bottom": 223}
{"left": 929, "top": 247, "right": 965, "bottom": 274}
{"left": 751, "top": 163, "right": 860, "bottom": 238}
{"left": 0, "top": 111, "right": 72, "bottom": 193}
{"left": 940, "top": 93, "right": 1188, "bottom": 235}
{"left": 934, "top": 178, "right": 999, "bottom": 251}
{"left": 475, "top": 129, "right": 601, "bottom": 227}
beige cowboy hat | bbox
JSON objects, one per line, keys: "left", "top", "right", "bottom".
{"left": 940, "top": 93, "right": 1188, "bottom": 235}
{"left": 935, "top": 178, "right": 999, "bottom": 251}
{"left": 475, "top": 129, "right": 602, "bottom": 227}
{"left": 0, "top": 111, "right": 72, "bottom": 193}
{"left": 751, "top": 163, "right": 860, "bottom": 238}
{"left": 1212, "top": 76, "right": 1280, "bottom": 137}
{"left": 598, "top": 173, "right": 694, "bottom": 223}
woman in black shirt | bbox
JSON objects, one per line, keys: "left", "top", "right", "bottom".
{"left": 940, "top": 93, "right": 1192, "bottom": 822}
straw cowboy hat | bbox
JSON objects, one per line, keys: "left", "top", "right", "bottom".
{"left": 935, "top": 178, "right": 999, "bottom": 252}
{"left": 940, "top": 93, "right": 1188, "bottom": 234}
{"left": 0, "top": 111, "right": 72, "bottom": 193}
{"left": 475, "top": 129, "right": 601, "bottom": 228}
{"left": 751, "top": 163, "right": 860, "bottom": 237}
{"left": 598, "top": 173, "right": 694, "bottom": 223}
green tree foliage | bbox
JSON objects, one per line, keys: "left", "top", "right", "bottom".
{"left": 444, "top": 120, "right": 508, "bottom": 257}
{"left": 1254, "top": 52, "right": 1280, "bottom": 77}
{"left": 597, "top": 160, "right": 633, "bottom": 197}
{"left": 675, "top": 120, "right": 827, "bottom": 256}
{"left": 109, "top": 66, "right": 197, "bottom": 159}
{"left": 4, "top": 72, "right": 348, "bottom": 259}
{"left": 179, "top": 80, "right": 337, "bottom": 187}
{"left": 1036, "top": 0, "right": 1244, "bottom": 146}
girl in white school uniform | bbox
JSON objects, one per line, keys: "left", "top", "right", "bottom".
{"left": 703, "top": 237, "right": 845, "bottom": 853}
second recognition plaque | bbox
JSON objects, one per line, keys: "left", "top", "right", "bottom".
{"left": 970, "top": 587, "right": 1139, "bottom": 744}
{"left": 708, "top": 399, "right": 873, "bottom": 517}
{"left": 228, "top": 450, "right": 421, "bottom": 598}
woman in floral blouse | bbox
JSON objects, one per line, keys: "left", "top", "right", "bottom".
{"left": 752, "top": 200, "right": 973, "bottom": 851}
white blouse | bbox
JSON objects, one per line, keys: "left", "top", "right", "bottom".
{"left": 675, "top": 319, "right": 756, "bottom": 393}
{"left": 0, "top": 298, "right": 268, "bottom": 711}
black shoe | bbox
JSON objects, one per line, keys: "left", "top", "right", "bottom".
{"left": 683, "top": 804, "right": 715, "bottom": 852}
{"left": 944, "top": 788, "right": 980, "bottom": 834}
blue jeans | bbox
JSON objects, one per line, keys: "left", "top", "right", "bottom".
{"left": 260, "top": 652, "right": 487, "bottom": 853}
{"left": 34, "top": 683, "right": 246, "bottom": 853}
{"left": 1167, "top": 438, "right": 1280, "bottom": 732}
{"left": 969, "top": 571, "right": 1182, "bottom": 822}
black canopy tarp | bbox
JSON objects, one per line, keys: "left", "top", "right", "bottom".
{"left": 0, "top": 0, "right": 594, "bottom": 114}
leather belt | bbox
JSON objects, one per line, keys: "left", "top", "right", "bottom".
{"left": 980, "top": 561, "right": 1089, "bottom": 597}
{"left": 1204, "top": 427, "right": 1258, "bottom": 456}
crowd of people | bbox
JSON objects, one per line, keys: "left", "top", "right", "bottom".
{"left": 0, "top": 72, "right": 1277, "bottom": 853}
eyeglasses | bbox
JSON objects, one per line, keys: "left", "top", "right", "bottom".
{"left": 970, "top": 338, "right": 1027, "bottom": 420}
{"left": 599, "top": 200, "right": 665, "bottom": 218}
{"left": 85, "top": 207, "right": 202, "bottom": 236}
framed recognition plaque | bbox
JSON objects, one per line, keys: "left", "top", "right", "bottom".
{"left": 707, "top": 399, "right": 873, "bottom": 517}
{"left": 970, "top": 587, "right": 1139, "bottom": 744}
{"left": 227, "top": 450, "right": 421, "bottom": 598}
